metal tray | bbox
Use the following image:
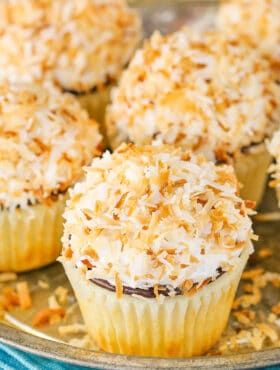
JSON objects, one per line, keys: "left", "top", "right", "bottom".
{"left": 0, "top": 1, "right": 280, "bottom": 369}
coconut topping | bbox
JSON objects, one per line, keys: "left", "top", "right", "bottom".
{"left": 62, "top": 143, "right": 255, "bottom": 293}
{"left": 0, "top": 82, "right": 102, "bottom": 209}
{"left": 0, "top": 0, "right": 141, "bottom": 92}
{"left": 106, "top": 28, "right": 280, "bottom": 159}
{"left": 217, "top": 0, "right": 280, "bottom": 64}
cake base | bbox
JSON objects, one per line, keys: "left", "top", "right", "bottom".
{"left": 63, "top": 246, "right": 250, "bottom": 357}
{"left": 234, "top": 143, "right": 271, "bottom": 207}
{"left": 0, "top": 193, "right": 68, "bottom": 272}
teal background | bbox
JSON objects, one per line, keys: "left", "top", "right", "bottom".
{"left": 0, "top": 343, "right": 279, "bottom": 370}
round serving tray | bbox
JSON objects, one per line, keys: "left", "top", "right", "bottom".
{"left": 0, "top": 1, "right": 279, "bottom": 368}
{"left": 0, "top": 324, "right": 280, "bottom": 370}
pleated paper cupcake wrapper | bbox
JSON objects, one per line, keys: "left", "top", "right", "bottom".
{"left": 0, "top": 193, "right": 68, "bottom": 272}
{"left": 76, "top": 86, "right": 112, "bottom": 147}
{"left": 275, "top": 188, "right": 280, "bottom": 207}
{"left": 63, "top": 247, "right": 249, "bottom": 357}
{"left": 234, "top": 143, "right": 271, "bottom": 207}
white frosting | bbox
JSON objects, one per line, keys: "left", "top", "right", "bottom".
{"left": 62, "top": 144, "right": 255, "bottom": 292}
{"left": 0, "top": 82, "right": 102, "bottom": 209}
{"left": 218, "top": 0, "right": 280, "bottom": 63}
{"left": 106, "top": 28, "right": 280, "bottom": 158}
{"left": 0, "top": 0, "right": 141, "bottom": 92}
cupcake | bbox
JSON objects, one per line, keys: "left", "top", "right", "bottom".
{"left": 0, "top": 0, "right": 141, "bottom": 130}
{"left": 267, "top": 130, "right": 280, "bottom": 205}
{"left": 106, "top": 28, "right": 280, "bottom": 206}
{"left": 217, "top": 0, "right": 280, "bottom": 76}
{"left": 61, "top": 143, "right": 255, "bottom": 357}
{"left": 0, "top": 82, "right": 102, "bottom": 272}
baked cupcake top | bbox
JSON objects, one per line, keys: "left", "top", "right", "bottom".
{"left": 0, "top": 83, "right": 102, "bottom": 209}
{"left": 0, "top": 0, "right": 141, "bottom": 92}
{"left": 62, "top": 144, "right": 255, "bottom": 297}
{"left": 106, "top": 28, "right": 280, "bottom": 161}
{"left": 217, "top": 0, "right": 280, "bottom": 63}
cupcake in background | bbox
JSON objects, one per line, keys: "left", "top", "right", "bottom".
{"left": 217, "top": 0, "right": 280, "bottom": 76}
{"left": 0, "top": 82, "right": 102, "bottom": 272}
{"left": 61, "top": 143, "right": 255, "bottom": 357}
{"left": 267, "top": 130, "right": 280, "bottom": 205}
{"left": 106, "top": 28, "right": 280, "bottom": 205}
{"left": 0, "top": 0, "right": 141, "bottom": 132}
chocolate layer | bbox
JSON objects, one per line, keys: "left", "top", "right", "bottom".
{"left": 91, "top": 267, "right": 224, "bottom": 298}
{"left": 91, "top": 278, "right": 181, "bottom": 298}
{"left": 63, "top": 78, "right": 112, "bottom": 96}
{"left": 1, "top": 187, "right": 68, "bottom": 211}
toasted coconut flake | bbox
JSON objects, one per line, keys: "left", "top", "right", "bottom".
{"left": 68, "top": 335, "right": 92, "bottom": 350}
{"left": 55, "top": 286, "right": 69, "bottom": 306}
{"left": 0, "top": 0, "right": 141, "bottom": 92}
{"left": 232, "top": 287, "right": 261, "bottom": 309}
{"left": 62, "top": 144, "right": 254, "bottom": 293}
{"left": 0, "top": 82, "right": 101, "bottom": 209}
{"left": 218, "top": 0, "right": 280, "bottom": 64}
{"left": 242, "top": 268, "right": 265, "bottom": 280}
{"left": 106, "top": 28, "right": 280, "bottom": 156}
{"left": 58, "top": 324, "right": 86, "bottom": 337}
{"left": 37, "top": 280, "right": 50, "bottom": 289}
{"left": 257, "top": 323, "right": 279, "bottom": 343}
{"left": 32, "top": 308, "right": 66, "bottom": 327}
{"left": 48, "top": 295, "right": 61, "bottom": 310}
{"left": 15, "top": 281, "right": 32, "bottom": 310}
{"left": 2, "top": 287, "right": 19, "bottom": 310}
{"left": 0, "top": 273, "right": 17, "bottom": 283}
{"left": 258, "top": 248, "right": 273, "bottom": 259}
{"left": 234, "top": 309, "right": 255, "bottom": 325}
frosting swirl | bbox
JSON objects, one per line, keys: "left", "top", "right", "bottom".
{"left": 62, "top": 144, "right": 255, "bottom": 293}
{"left": 218, "top": 0, "right": 280, "bottom": 64}
{"left": 0, "top": 82, "right": 102, "bottom": 209}
{"left": 106, "top": 28, "right": 280, "bottom": 160}
{"left": 0, "top": 0, "right": 141, "bottom": 92}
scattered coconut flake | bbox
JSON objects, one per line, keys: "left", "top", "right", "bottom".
{"left": 0, "top": 273, "right": 18, "bottom": 283}
{"left": 58, "top": 324, "right": 87, "bottom": 336}
{"left": 15, "top": 281, "right": 32, "bottom": 310}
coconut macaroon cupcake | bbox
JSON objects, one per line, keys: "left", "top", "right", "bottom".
{"left": 0, "top": 82, "right": 102, "bottom": 272}
{"left": 106, "top": 28, "right": 280, "bottom": 205}
{"left": 217, "top": 0, "right": 280, "bottom": 74}
{"left": 0, "top": 0, "right": 141, "bottom": 126}
{"left": 61, "top": 143, "right": 255, "bottom": 357}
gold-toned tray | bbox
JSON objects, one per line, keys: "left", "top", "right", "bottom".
{"left": 0, "top": 1, "right": 280, "bottom": 368}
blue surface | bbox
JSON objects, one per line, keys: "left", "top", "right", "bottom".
{"left": 0, "top": 343, "right": 91, "bottom": 370}
{"left": 0, "top": 343, "right": 279, "bottom": 370}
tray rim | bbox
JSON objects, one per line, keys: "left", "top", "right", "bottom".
{"left": 1, "top": 323, "right": 280, "bottom": 369}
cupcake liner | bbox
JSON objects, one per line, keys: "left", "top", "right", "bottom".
{"left": 234, "top": 143, "right": 271, "bottom": 206}
{"left": 275, "top": 188, "right": 280, "bottom": 206}
{"left": 63, "top": 247, "right": 249, "bottom": 357}
{"left": 76, "top": 86, "right": 112, "bottom": 146}
{"left": 0, "top": 193, "right": 68, "bottom": 272}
